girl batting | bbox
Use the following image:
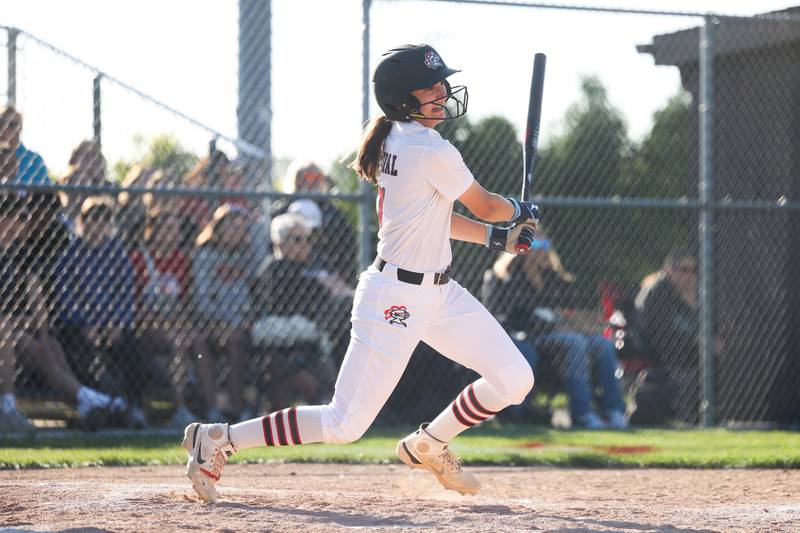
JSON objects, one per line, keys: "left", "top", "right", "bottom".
{"left": 183, "top": 44, "right": 541, "bottom": 502}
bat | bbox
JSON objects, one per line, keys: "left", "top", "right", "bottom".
{"left": 514, "top": 52, "right": 547, "bottom": 254}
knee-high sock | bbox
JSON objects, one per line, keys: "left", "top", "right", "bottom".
{"left": 425, "top": 379, "right": 508, "bottom": 443}
{"left": 230, "top": 406, "right": 323, "bottom": 450}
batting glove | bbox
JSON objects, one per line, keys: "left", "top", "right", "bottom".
{"left": 485, "top": 222, "right": 537, "bottom": 255}
{"left": 506, "top": 198, "right": 541, "bottom": 227}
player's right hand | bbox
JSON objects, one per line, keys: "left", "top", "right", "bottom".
{"left": 506, "top": 198, "right": 541, "bottom": 227}
{"left": 508, "top": 222, "right": 537, "bottom": 254}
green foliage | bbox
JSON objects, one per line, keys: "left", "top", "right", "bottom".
{"left": 111, "top": 133, "right": 200, "bottom": 183}
{"left": 531, "top": 77, "right": 697, "bottom": 296}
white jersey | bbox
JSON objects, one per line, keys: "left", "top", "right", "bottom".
{"left": 376, "top": 120, "right": 474, "bottom": 272}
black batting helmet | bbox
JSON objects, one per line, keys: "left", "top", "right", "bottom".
{"left": 373, "top": 44, "right": 468, "bottom": 122}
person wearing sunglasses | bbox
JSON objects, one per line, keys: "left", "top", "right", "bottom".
{"left": 0, "top": 106, "right": 50, "bottom": 185}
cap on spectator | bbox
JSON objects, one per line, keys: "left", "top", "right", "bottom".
{"left": 287, "top": 199, "right": 322, "bottom": 229}
{"left": 271, "top": 212, "right": 311, "bottom": 245}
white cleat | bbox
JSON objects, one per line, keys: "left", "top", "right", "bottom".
{"left": 182, "top": 422, "right": 237, "bottom": 503}
{"left": 396, "top": 423, "right": 480, "bottom": 496}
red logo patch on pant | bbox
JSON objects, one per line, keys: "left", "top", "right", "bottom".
{"left": 384, "top": 305, "right": 410, "bottom": 327}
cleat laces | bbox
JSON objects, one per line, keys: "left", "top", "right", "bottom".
{"left": 439, "top": 448, "right": 463, "bottom": 473}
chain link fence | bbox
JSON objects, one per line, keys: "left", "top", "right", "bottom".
{"left": 1, "top": 1, "right": 799, "bottom": 433}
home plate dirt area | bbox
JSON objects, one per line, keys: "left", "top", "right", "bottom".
{"left": 1, "top": 464, "right": 798, "bottom": 532}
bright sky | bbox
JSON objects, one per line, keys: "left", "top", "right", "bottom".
{"left": 1, "top": 0, "right": 797, "bottom": 178}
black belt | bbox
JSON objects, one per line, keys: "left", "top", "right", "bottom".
{"left": 374, "top": 257, "right": 451, "bottom": 285}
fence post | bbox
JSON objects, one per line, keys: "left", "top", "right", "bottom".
{"left": 6, "top": 27, "right": 17, "bottom": 107}
{"left": 698, "top": 16, "right": 717, "bottom": 427}
{"left": 359, "top": 0, "right": 374, "bottom": 272}
{"left": 93, "top": 73, "right": 103, "bottom": 145}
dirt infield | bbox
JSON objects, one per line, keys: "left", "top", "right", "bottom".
{"left": 1, "top": 464, "right": 798, "bottom": 532}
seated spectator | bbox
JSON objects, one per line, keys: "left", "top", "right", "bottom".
{"left": 287, "top": 199, "right": 354, "bottom": 298}
{"left": 250, "top": 213, "right": 346, "bottom": 406}
{"left": 273, "top": 160, "right": 358, "bottom": 283}
{"left": 220, "top": 159, "right": 270, "bottom": 267}
{"left": 53, "top": 196, "right": 158, "bottom": 428}
{"left": 482, "top": 230, "right": 627, "bottom": 429}
{"left": 633, "top": 246, "right": 700, "bottom": 425}
{"left": 190, "top": 203, "right": 254, "bottom": 422}
{"left": 0, "top": 193, "right": 126, "bottom": 431}
{"left": 0, "top": 106, "right": 50, "bottom": 184}
{"left": 130, "top": 204, "right": 198, "bottom": 428}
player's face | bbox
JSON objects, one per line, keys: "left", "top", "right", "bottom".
{"left": 411, "top": 81, "right": 448, "bottom": 127}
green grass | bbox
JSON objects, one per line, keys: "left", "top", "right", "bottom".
{"left": 1, "top": 424, "right": 799, "bottom": 470}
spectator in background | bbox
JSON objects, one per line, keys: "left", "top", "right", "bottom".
{"left": 0, "top": 106, "right": 50, "bottom": 185}
{"left": 64, "top": 140, "right": 107, "bottom": 185}
{"left": 250, "top": 213, "right": 345, "bottom": 406}
{"left": 220, "top": 159, "right": 270, "bottom": 267}
{"left": 482, "top": 230, "right": 627, "bottom": 429}
{"left": 53, "top": 196, "right": 155, "bottom": 428}
{"left": 190, "top": 203, "right": 254, "bottom": 422}
{"left": 130, "top": 203, "right": 198, "bottom": 428}
{"left": 0, "top": 193, "right": 125, "bottom": 431}
{"left": 273, "top": 160, "right": 358, "bottom": 283}
{"left": 60, "top": 140, "right": 111, "bottom": 218}
{"left": 287, "top": 198, "right": 354, "bottom": 298}
{"left": 633, "top": 246, "right": 700, "bottom": 425}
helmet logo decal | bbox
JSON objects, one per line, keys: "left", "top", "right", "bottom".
{"left": 424, "top": 51, "right": 443, "bottom": 70}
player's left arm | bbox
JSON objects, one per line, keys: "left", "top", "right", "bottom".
{"left": 451, "top": 212, "right": 536, "bottom": 254}
{"left": 450, "top": 212, "right": 486, "bottom": 244}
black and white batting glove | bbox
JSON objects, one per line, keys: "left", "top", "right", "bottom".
{"left": 506, "top": 198, "right": 541, "bottom": 227}
{"left": 485, "top": 223, "right": 537, "bottom": 255}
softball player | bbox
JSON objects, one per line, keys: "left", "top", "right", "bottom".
{"left": 183, "top": 44, "right": 540, "bottom": 502}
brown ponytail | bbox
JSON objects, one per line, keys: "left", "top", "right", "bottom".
{"left": 349, "top": 115, "right": 393, "bottom": 184}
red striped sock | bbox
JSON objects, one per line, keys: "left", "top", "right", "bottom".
{"left": 425, "top": 380, "right": 506, "bottom": 442}
{"left": 261, "top": 407, "right": 303, "bottom": 446}
{"left": 230, "top": 406, "right": 322, "bottom": 450}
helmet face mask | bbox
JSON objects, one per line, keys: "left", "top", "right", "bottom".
{"left": 409, "top": 82, "right": 468, "bottom": 121}
{"left": 373, "top": 44, "right": 469, "bottom": 122}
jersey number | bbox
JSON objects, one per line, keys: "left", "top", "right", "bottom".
{"left": 377, "top": 186, "right": 386, "bottom": 228}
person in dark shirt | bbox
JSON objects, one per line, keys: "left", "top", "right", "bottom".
{"left": 250, "top": 213, "right": 347, "bottom": 406}
{"left": 633, "top": 248, "right": 700, "bottom": 424}
{"left": 482, "top": 231, "right": 627, "bottom": 429}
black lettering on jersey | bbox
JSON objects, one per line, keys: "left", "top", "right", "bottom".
{"left": 381, "top": 152, "right": 399, "bottom": 176}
